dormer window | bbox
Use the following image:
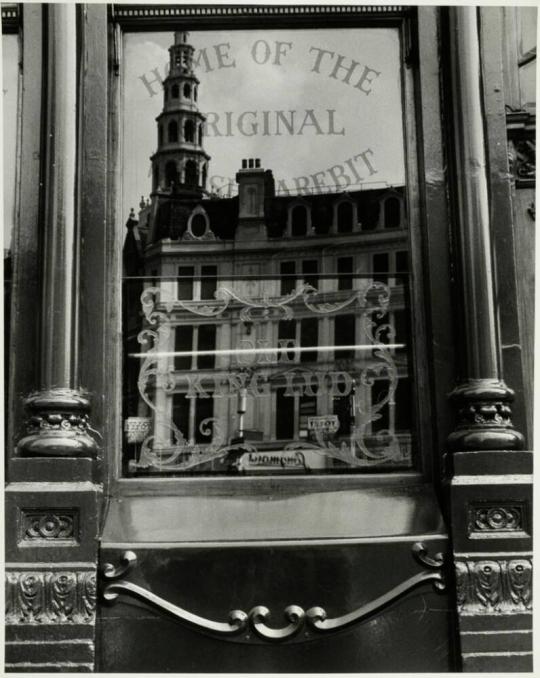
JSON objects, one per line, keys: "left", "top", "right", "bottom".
{"left": 186, "top": 206, "right": 212, "bottom": 239}
{"left": 191, "top": 213, "right": 206, "bottom": 237}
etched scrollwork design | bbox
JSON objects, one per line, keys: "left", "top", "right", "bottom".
{"left": 100, "top": 543, "right": 446, "bottom": 642}
{"left": 131, "top": 279, "right": 405, "bottom": 471}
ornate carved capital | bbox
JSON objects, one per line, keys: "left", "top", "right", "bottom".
{"left": 447, "top": 379, "right": 524, "bottom": 451}
{"left": 17, "top": 388, "right": 99, "bottom": 457}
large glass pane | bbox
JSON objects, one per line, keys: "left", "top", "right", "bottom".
{"left": 121, "top": 27, "right": 414, "bottom": 475}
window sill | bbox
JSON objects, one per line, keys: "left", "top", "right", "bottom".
{"left": 101, "top": 476, "right": 446, "bottom": 547}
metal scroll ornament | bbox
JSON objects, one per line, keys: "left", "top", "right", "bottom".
{"left": 129, "top": 281, "right": 406, "bottom": 471}
{"left": 101, "top": 543, "right": 445, "bottom": 642}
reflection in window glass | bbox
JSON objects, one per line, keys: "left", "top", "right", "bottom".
{"left": 122, "top": 28, "right": 414, "bottom": 475}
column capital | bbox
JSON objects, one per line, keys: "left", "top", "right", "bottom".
{"left": 17, "top": 387, "right": 99, "bottom": 457}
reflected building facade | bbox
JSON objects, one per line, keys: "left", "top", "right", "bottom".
{"left": 123, "top": 32, "right": 414, "bottom": 475}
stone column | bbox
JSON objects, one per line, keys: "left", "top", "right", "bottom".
{"left": 445, "top": 7, "right": 532, "bottom": 671}
{"left": 6, "top": 4, "right": 101, "bottom": 672}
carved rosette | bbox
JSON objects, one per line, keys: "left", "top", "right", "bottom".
{"left": 5, "top": 570, "right": 97, "bottom": 624}
{"left": 22, "top": 510, "right": 77, "bottom": 542}
{"left": 454, "top": 558, "right": 532, "bottom": 613}
{"left": 17, "top": 388, "right": 99, "bottom": 457}
{"left": 447, "top": 379, "right": 524, "bottom": 451}
{"left": 469, "top": 504, "right": 524, "bottom": 534}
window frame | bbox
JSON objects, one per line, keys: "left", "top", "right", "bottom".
{"left": 84, "top": 4, "right": 456, "bottom": 496}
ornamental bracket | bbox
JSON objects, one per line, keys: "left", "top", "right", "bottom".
{"left": 101, "top": 543, "right": 446, "bottom": 643}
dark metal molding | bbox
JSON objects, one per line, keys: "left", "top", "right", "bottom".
{"left": 110, "top": 4, "right": 410, "bottom": 30}
{"left": 101, "top": 543, "right": 446, "bottom": 643}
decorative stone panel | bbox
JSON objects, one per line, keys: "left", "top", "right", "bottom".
{"left": 455, "top": 557, "right": 532, "bottom": 613}
{"left": 20, "top": 509, "right": 79, "bottom": 545}
{"left": 5, "top": 569, "right": 96, "bottom": 624}
{"left": 467, "top": 503, "right": 527, "bottom": 537}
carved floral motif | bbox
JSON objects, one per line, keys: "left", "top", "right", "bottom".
{"left": 5, "top": 571, "right": 97, "bottom": 624}
{"left": 22, "top": 510, "right": 77, "bottom": 541}
{"left": 469, "top": 505, "right": 524, "bottom": 533}
{"left": 455, "top": 558, "right": 532, "bottom": 613}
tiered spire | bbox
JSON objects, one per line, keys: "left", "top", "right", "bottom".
{"left": 150, "top": 31, "right": 210, "bottom": 197}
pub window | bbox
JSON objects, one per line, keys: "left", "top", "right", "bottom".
{"left": 121, "top": 23, "right": 417, "bottom": 476}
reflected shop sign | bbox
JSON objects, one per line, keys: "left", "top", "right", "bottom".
{"left": 122, "top": 28, "right": 405, "bottom": 211}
